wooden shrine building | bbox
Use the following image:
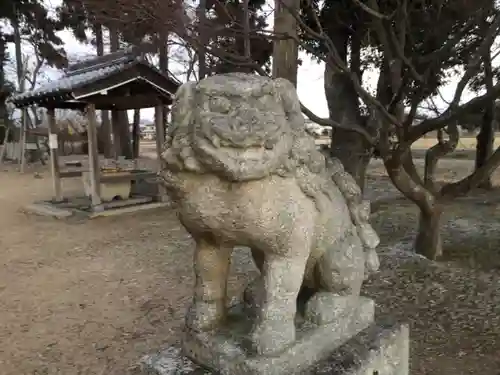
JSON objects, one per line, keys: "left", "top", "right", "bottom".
{"left": 9, "top": 48, "right": 181, "bottom": 213}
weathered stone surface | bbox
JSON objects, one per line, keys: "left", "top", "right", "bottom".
{"left": 131, "top": 347, "right": 210, "bottom": 375}
{"left": 159, "top": 73, "right": 386, "bottom": 372}
{"left": 304, "top": 292, "right": 361, "bottom": 326}
{"left": 135, "top": 323, "right": 408, "bottom": 375}
{"left": 182, "top": 298, "right": 374, "bottom": 375}
{"left": 304, "top": 322, "right": 410, "bottom": 375}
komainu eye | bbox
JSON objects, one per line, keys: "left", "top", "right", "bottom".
{"left": 209, "top": 97, "right": 231, "bottom": 113}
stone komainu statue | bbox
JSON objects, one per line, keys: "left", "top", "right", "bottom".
{"left": 161, "top": 73, "right": 380, "bottom": 356}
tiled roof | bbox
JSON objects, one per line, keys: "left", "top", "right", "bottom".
{"left": 11, "top": 62, "right": 132, "bottom": 103}
{"left": 9, "top": 48, "right": 181, "bottom": 104}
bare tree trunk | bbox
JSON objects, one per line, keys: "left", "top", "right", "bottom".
{"left": 384, "top": 153, "right": 445, "bottom": 260}
{"left": 118, "top": 111, "right": 132, "bottom": 159}
{"left": 325, "top": 32, "right": 368, "bottom": 190}
{"left": 109, "top": 27, "right": 133, "bottom": 159}
{"left": 476, "top": 116, "right": 495, "bottom": 189}
{"left": 415, "top": 205, "right": 443, "bottom": 260}
{"left": 475, "top": 50, "right": 495, "bottom": 189}
{"left": 243, "top": 0, "right": 251, "bottom": 60}
{"left": 158, "top": 32, "right": 169, "bottom": 136}
{"left": 110, "top": 27, "right": 121, "bottom": 158}
{"left": 402, "top": 152, "right": 425, "bottom": 187}
{"left": 0, "top": 35, "right": 9, "bottom": 146}
{"left": 12, "top": 12, "right": 27, "bottom": 170}
{"left": 132, "top": 109, "right": 140, "bottom": 159}
{"left": 0, "top": 127, "right": 10, "bottom": 164}
{"left": 25, "top": 107, "right": 46, "bottom": 165}
{"left": 94, "top": 24, "right": 112, "bottom": 158}
{"left": 272, "top": 0, "right": 300, "bottom": 86}
{"left": 197, "top": 0, "right": 207, "bottom": 80}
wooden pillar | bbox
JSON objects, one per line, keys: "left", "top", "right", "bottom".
{"left": 154, "top": 105, "right": 167, "bottom": 201}
{"left": 47, "top": 108, "right": 63, "bottom": 202}
{"left": 272, "top": 0, "right": 300, "bottom": 87}
{"left": 19, "top": 108, "right": 27, "bottom": 173}
{"left": 86, "top": 103, "right": 102, "bottom": 210}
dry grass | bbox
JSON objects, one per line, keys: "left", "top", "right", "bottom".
{"left": 411, "top": 134, "right": 500, "bottom": 161}
{"left": 365, "top": 159, "right": 500, "bottom": 374}
{"left": 412, "top": 134, "right": 500, "bottom": 150}
{"left": 0, "top": 152, "right": 499, "bottom": 375}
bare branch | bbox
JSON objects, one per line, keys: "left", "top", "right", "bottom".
{"left": 448, "top": 15, "right": 500, "bottom": 110}
{"left": 387, "top": 22, "right": 424, "bottom": 83}
{"left": 350, "top": 0, "right": 395, "bottom": 20}
{"left": 424, "top": 124, "right": 459, "bottom": 193}
{"left": 300, "top": 103, "right": 374, "bottom": 143}
{"left": 441, "top": 146, "right": 500, "bottom": 197}
{"left": 409, "top": 81, "right": 500, "bottom": 141}
{"left": 384, "top": 150, "right": 436, "bottom": 214}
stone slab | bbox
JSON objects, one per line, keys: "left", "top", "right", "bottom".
{"left": 302, "top": 322, "right": 409, "bottom": 375}
{"left": 133, "top": 322, "right": 409, "bottom": 375}
{"left": 88, "top": 201, "right": 170, "bottom": 218}
{"left": 182, "top": 297, "right": 375, "bottom": 375}
{"left": 23, "top": 202, "right": 73, "bottom": 219}
{"left": 132, "top": 347, "right": 211, "bottom": 375}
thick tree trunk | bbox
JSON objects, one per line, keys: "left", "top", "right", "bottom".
{"left": 109, "top": 28, "right": 133, "bottom": 159}
{"left": 197, "top": 0, "right": 207, "bottom": 80}
{"left": 132, "top": 109, "right": 140, "bottom": 159}
{"left": 272, "top": 0, "right": 300, "bottom": 86}
{"left": 475, "top": 48, "right": 496, "bottom": 189}
{"left": 384, "top": 152, "right": 444, "bottom": 260}
{"left": 415, "top": 205, "right": 443, "bottom": 260}
{"left": 118, "top": 111, "right": 133, "bottom": 159}
{"left": 12, "top": 13, "right": 27, "bottom": 170}
{"left": 402, "top": 152, "right": 425, "bottom": 187}
{"left": 94, "top": 24, "right": 112, "bottom": 158}
{"left": 324, "top": 47, "right": 369, "bottom": 190}
{"left": 158, "top": 33, "right": 169, "bottom": 135}
{"left": 475, "top": 115, "right": 494, "bottom": 189}
{"left": 0, "top": 36, "right": 8, "bottom": 144}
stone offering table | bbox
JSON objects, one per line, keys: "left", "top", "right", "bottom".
{"left": 82, "top": 169, "right": 132, "bottom": 202}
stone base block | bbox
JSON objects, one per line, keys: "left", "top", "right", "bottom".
{"left": 305, "top": 322, "right": 409, "bottom": 375}
{"left": 82, "top": 171, "right": 132, "bottom": 202}
{"left": 133, "top": 322, "right": 409, "bottom": 375}
{"left": 182, "top": 297, "right": 374, "bottom": 375}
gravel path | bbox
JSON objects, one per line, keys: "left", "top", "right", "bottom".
{"left": 0, "top": 158, "right": 499, "bottom": 375}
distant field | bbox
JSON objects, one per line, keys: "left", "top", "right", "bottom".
{"left": 413, "top": 134, "right": 500, "bottom": 151}
{"left": 317, "top": 134, "right": 500, "bottom": 150}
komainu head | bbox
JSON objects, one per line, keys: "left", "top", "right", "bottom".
{"left": 162, "top": 73, "right": 305, "bottom": 181}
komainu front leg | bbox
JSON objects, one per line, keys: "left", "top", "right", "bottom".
{"left": 249, "top": 253, "right": 308, "bottom": 356}
{"left": 305, "top": 231, "right": 366, "bottom": 325}
{"left": 185, "top": 238, "right": 232, "bottom": 332}
{"left": 317, "top": 231, "right": 365, "bottom": 296}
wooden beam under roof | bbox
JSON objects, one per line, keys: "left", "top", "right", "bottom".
{"left": 84, "top": 93, "right": 171, "bottom": 110}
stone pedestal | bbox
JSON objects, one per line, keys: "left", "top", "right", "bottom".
{"left": 133, "top": 323, "right": 409, "bottom": 375}
{"left": 181, "top": 297, "right": 374, "bottom": 375}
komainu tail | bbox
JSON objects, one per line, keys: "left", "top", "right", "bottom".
{"left": 326, "top": 158, "right": 380, "bottom": 273}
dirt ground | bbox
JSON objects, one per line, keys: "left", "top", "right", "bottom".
{"left": 0, "top": 152, "right": 500, "bottom": 375}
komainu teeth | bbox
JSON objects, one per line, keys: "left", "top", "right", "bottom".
{"left": 264, "top": 139, "right": 275, "bottom": 150}
{"left": 211, "top": 135, "right": 221, "bottom": 148}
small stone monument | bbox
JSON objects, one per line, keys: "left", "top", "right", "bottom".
{"left": 139, "top": 73, "right": 408, "bottom": 375}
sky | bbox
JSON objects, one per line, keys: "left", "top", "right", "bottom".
{"left": 4, "top": 0, "right": 481, "bottom": 123}
{"left": 6, "top": 27, "right": 332, "bottom": 122}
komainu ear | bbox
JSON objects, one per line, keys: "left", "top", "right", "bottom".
{"left": 170, "top": 81, "right": 197, "bottom": 132}
{"left": 274, "top": 77, "right": 305, "bottom": 131}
